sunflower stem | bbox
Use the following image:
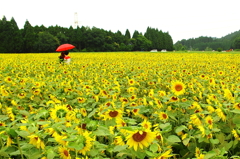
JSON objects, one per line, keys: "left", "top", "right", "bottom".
{"left": 131, "top": 149, "right": 136, "bottom": 159}
{"left": 16, "top": 136, "right": 24, "bottom": 159}
{"left": 75, "top": 149, "right": 78, "bottom": 158}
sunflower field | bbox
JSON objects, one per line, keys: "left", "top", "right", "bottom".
{"left": 1, "top": 52, "right": 240, "bottom": 159}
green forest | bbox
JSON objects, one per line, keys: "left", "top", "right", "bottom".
{"left": 174, "top": 30, "right": 240, "bottom": 51}
{"left": 0, "top": 16, "right": 174, "bottom": 53}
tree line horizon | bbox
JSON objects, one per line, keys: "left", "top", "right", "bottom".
{"left": 0, "top": 16, "right": 174, "bottom": 53}
{"left": 174, "top": 30, "right": 240, "bottom": 51}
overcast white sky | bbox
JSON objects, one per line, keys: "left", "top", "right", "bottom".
{"left": 1, "top": 0, "right": 240, "bottom": 43}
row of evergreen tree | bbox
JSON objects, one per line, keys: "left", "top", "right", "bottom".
{"left": 0, "top": 16, "right": 174, "bottom": 53}
{"left": 174, "top": 30, "right": 240, "bottom": 51}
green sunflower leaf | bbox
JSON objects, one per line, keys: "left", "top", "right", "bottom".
{"left": 68, "top": 142, "right": 84, "bottom": 151}
{"left": 149, "top": 143, "right": 158, "bottom": 153}
{"left": 175, "top": 125, "right": 187, "bottom": 133}
{"left": 93, "top": 126, "right": 111, "bottom": 136}
{"left": 113, "top": 145, "right": 128, "bottom": 152}
{"left": 167, "top": 135, "right": 181, "bottom": 143}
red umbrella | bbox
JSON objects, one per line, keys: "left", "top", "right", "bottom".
{"left": 56, "top": 44, "right": 75, "bottom": 52}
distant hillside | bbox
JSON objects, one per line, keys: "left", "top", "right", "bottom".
{"left": 174, "top": 30, "right": 240, "bottom": 51}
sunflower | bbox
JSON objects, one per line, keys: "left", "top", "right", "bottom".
{"left": 195, "top": 147, "right": 201, "bottom": 158}
{"left": 140, "top": 119, "right": 152, "bottom": 130}
{"left": 197, "top": 154, "right": 205, "bottom": 159}
{"left": 54, "top": 133, "right": 68, "bottom": 146}
{"left": 50, "top": 105, "right": 70, "bottom": 121}
{"left": 158, "top": 112, "right": 168, "bottom": 120}
{"left": 234, "top": 103, "right": 240, "bottom": 110}
{"left": 148, "top": 89, "right": 154, "bottom": 98}
{"left": 154, "top": 98, "right": 163, "bottom": 108}
{"left": 128, "top": 79, "right": 136, "bottom": 85}
{"left": 126, "top": 129, "right": 156, "bottom": 151}
{"left": 127, "top": 87, "right": 137, "bottom": 94}
{"left": 154, "top": 149, "right": 173, "bottom": 159}
{"left": 32, "top": 88, "right": 41, "bottom": 95}
{"left": 169, "top": 96, "right": 179, "bottom": 102}
{"left": 215, "top": 108, "right": 226, "bottom": 122}
{"left": 0, "top": 121, "right": 6, "bottom": 127}
{"left": 114, "top": 136, "right": 125, "bottom": 145}
{"left": 77, "top": 97, "right": 86, "bottom": 103}
{"left": 5, "top": 107, "right": 15, "bottom": 121}
{"left": 189, "top": 114, "right": 202, "bottom": 126}
{"left": 4, "top": 76, "right": 12, "bottom": 83}
{"left": 116, "top": 118, "right": 127, "bottom": 128}
{"left": 205, "top": 115, "right": 213, "bottom": 129}
{"left": 232, "top": 129, "right": 240, "bottom": 140}
{"left": 18, "top": 92, "right": 26, "bottom": 99}
{"left": 58, "top": 147, "right": 71, "bottom": 159}
{"left": 223, "top": 89, "right": 234, "bottom": 101}
{"left": 218, "top": 71, "right": 224, "bottom": 76}
{"left": 7, "top": 136, "right": 14, "bottom": 147}
{"left": 102, "top": 109, "right": 123, "bottom": 120}
{"left": 129, "top": 94, "right": 137, "bottom": 101}
{"left": 28, "top": 134, "right": 45, "bottom": 149}
{"left": 197, "top": 125, "right": 205, "bottom": 137}
{"left": 209, "top": 78, "right": 216, "bottom": 86}
{"left": 80, "top": 108, "right": 87, "bottom": 117}
{"left": 78, "top": 131, "right": 95, "bottom": 155}
{"left": 158, "top": 90, "right": 166, "bottom": 97}
{"left": 171, "top": 81, "right": 186, "bottom": 96}
{"left": 132, "top": 108, "right": 140, "bottom": 116}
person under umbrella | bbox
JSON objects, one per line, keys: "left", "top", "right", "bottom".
{"left": 58, "top": 51, "right": 71, "bottom": 64}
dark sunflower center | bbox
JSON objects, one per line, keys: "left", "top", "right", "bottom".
{"left": 171, "top": 97, "right": 178, "bottom": 101}
{"left": 66, "top": 105, "right": 72, "bottom": 111}
{"left": 132, "top": 131, "right": 147, "bottom": 142}
{"left": 133, "top": 109, "right": 138, "bottom": 113}
{"left": 109, "top": 111, "right": 118, "bottom": 117}
{"left": 63, "top": 150, "right": 69, "bottom": 156}
{"left": 175, "top": 84, "right": 183, "bottom": 91}
{"left": 20, "top": 93, "right": 25, "bottom": 96}
{"left": 162, "top": 114, "right": 167, "bottom": 119}
{"left": 156, "top": 135, "right": 162, "bottom": 140}
{"left": 81, "top": 123, "right": 87, "bottom": 129}
{"left": 208, "top": 120, "right": 212, "bottom": 125}
{"left": 237, "top": 104, "right": 240, "bottom": 108}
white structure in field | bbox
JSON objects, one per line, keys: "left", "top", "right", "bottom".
{"left": 150, "top": 49, "right": 158, "bottom": 52}
{"left": 161, "top": 49, "right": 167, "bottom": 52}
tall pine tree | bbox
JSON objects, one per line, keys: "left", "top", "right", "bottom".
{"left": 22, "top": 20, "right": 37, "bottom": 52}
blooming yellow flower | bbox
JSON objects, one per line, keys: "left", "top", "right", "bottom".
{"left": 154, "top": 149, "right": 173, "bottom": 159}
{"left": 158, "top": 112, "right": 169, "bottom": 120}
{"left": 101, "top": 109, "right": 123, "bottom": 120}
{"left": 140, "top": 119, "right": 152, "bottom": 130}
{"left": 58, "top": 147, "right": 71, "bottom": 159}
{"left": 28, "top": 135, "right": 45, "bottom": 149}
{"left": 114, "top": 136, "right": 125, "bottom": 146}
{"left": 234, "top": 103, "right": 240, "bottom": 110}
{"left": 205, "top": 115, "right": 213, "bottom": 129}
{"left": 189, "top": 114, "right": 202, "bottom": 126}
{"left": 171, "top": 81, "right": 186, "bottom": 96}
{"left": 126, "top": 130, "right": 156, "bottom": 151}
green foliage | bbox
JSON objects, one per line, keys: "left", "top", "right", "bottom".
{"left": 175, "top": 30, "right": 240, "bottom": 51}
{"left": 233, "top": 37, "right": 240, "bottom": 49}
{"left": 0, "top": 15, "right": 174, "bottom": 53}
{"left": 34, "top": 31, "right": 60, "bottom": 52}
{"left": 205, "top": 47, "right": 212, "bottom": 51}
{"left": 217, "top": 47, "right": 223, "bottom": 52}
